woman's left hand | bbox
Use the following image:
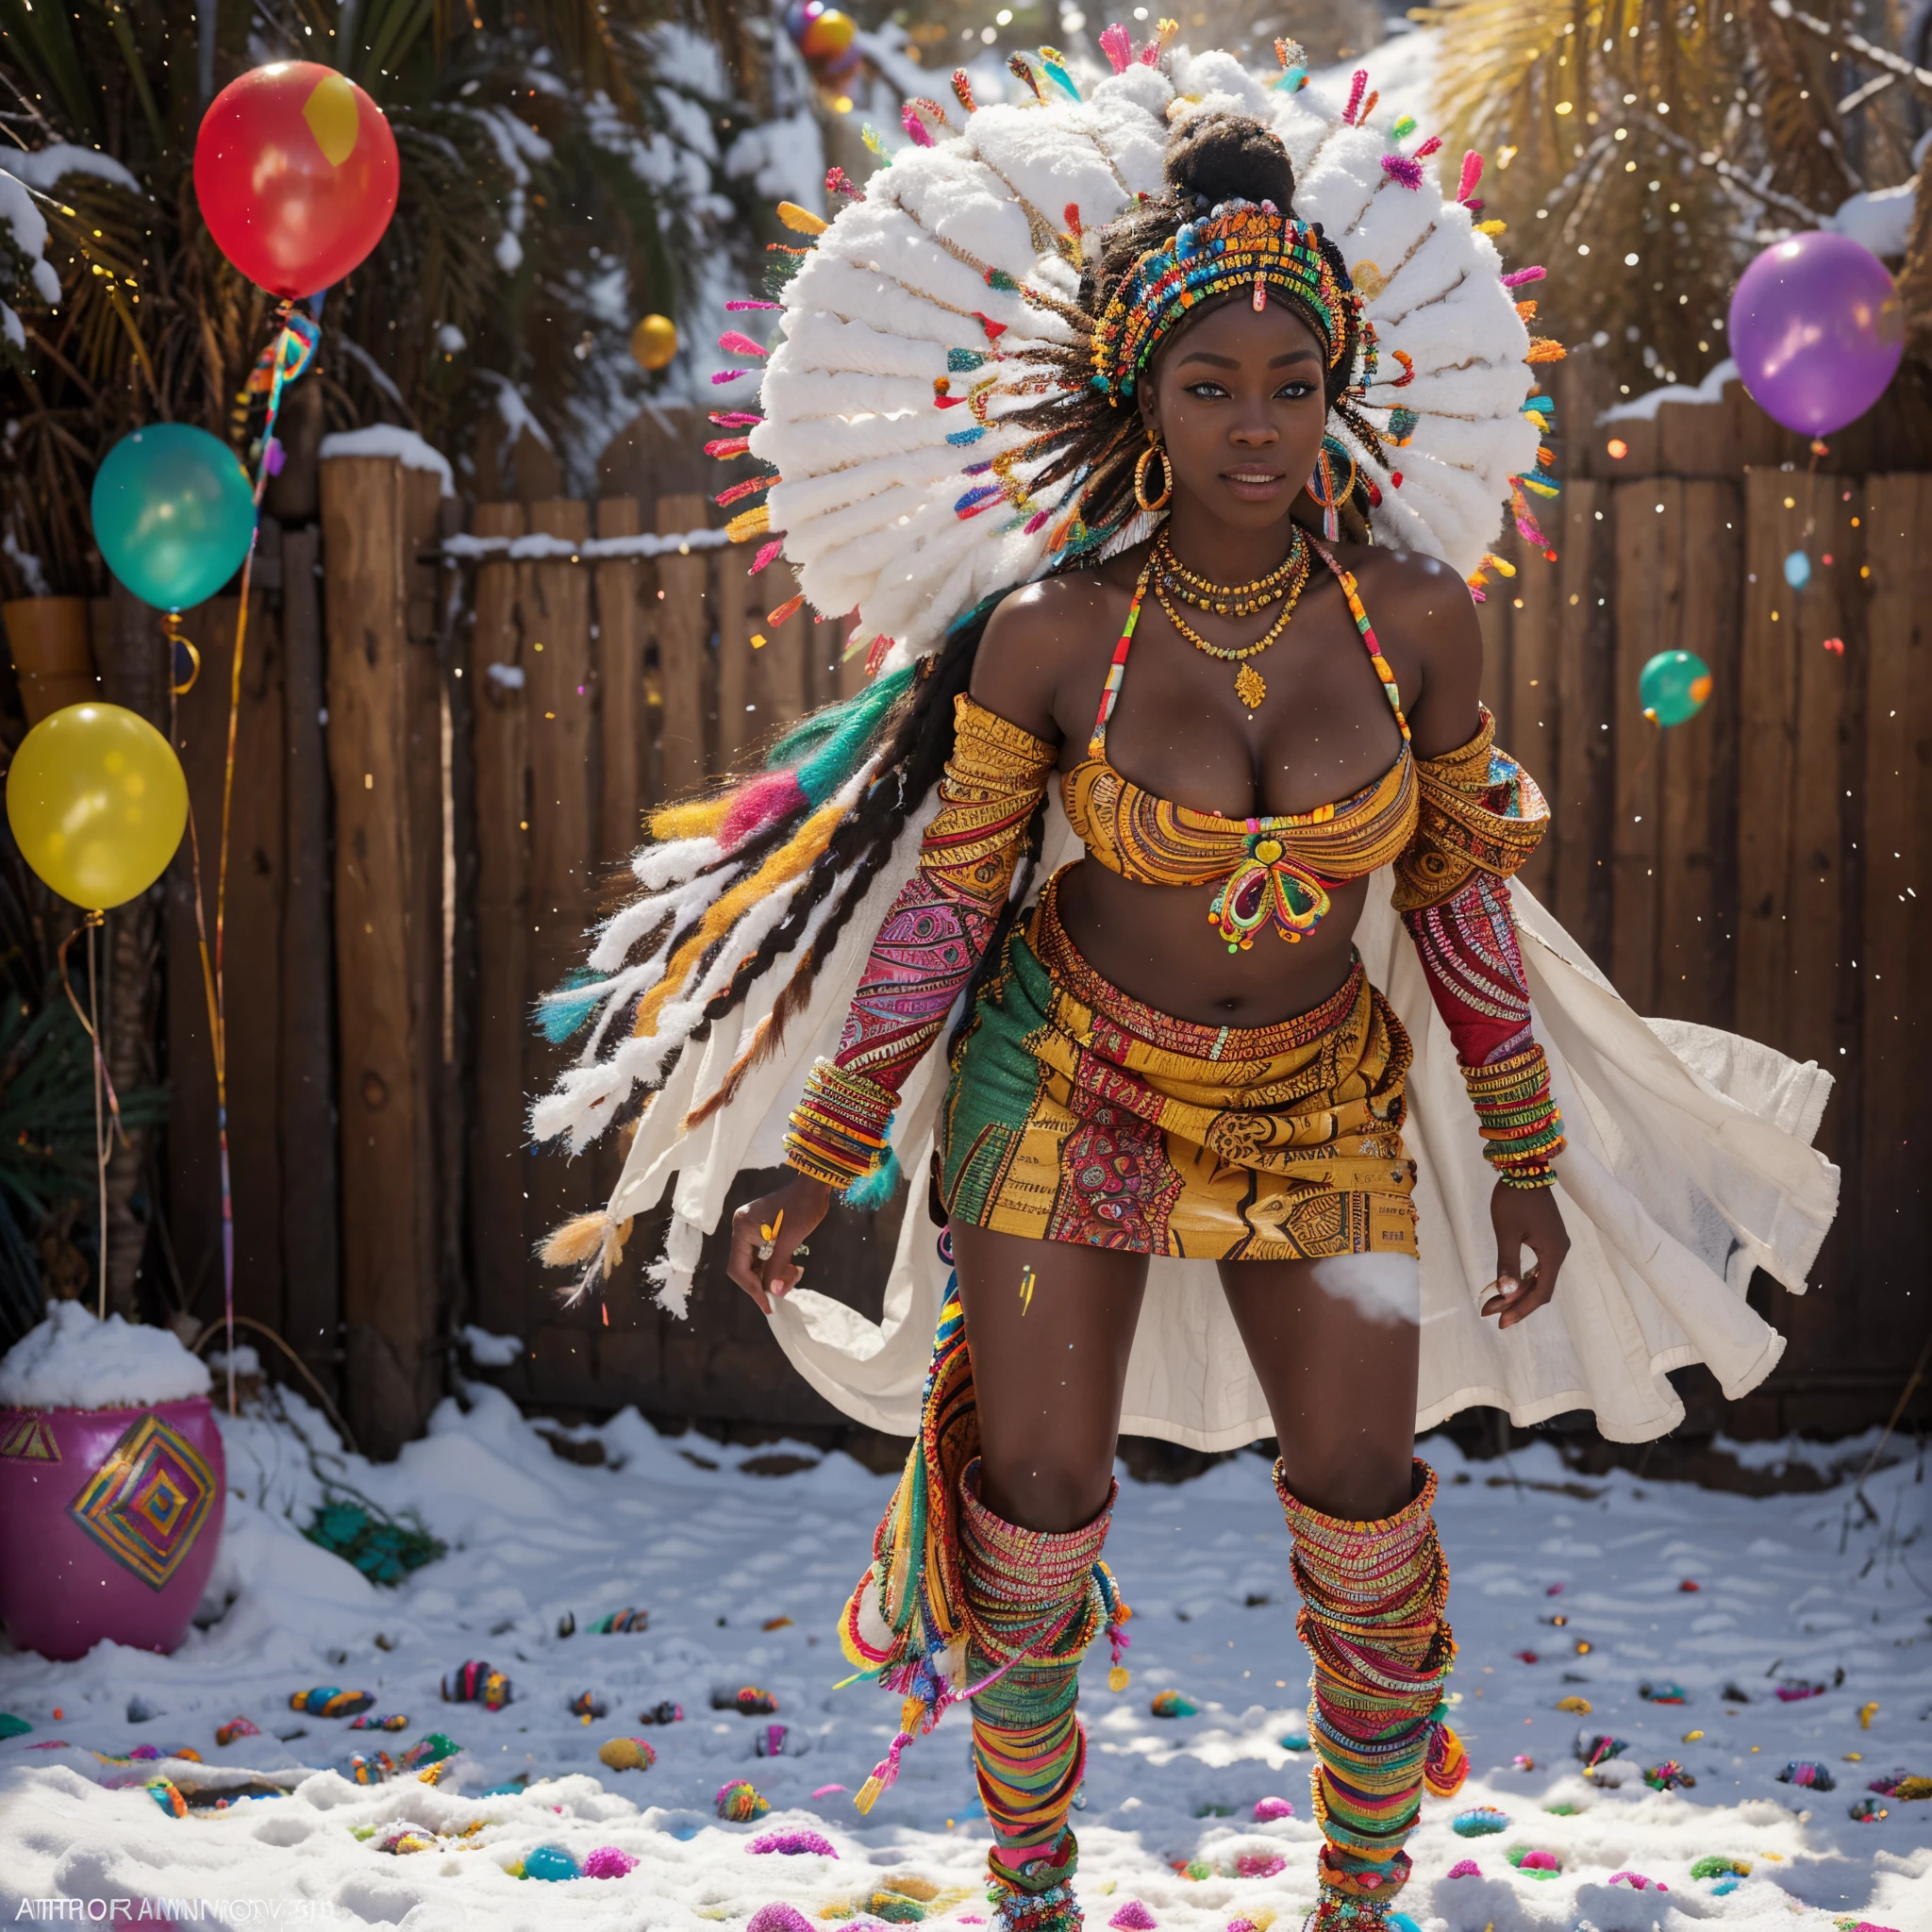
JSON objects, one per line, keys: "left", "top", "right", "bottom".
{"left": 1482, "top": 1179, "right": 1570, "bottom": 1329}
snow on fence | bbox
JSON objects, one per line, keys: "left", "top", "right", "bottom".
{"left": 133, "top": 369, "right": 1930, "bottom": 1456}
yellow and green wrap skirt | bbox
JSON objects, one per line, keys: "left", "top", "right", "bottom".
{"left": 937, "top": 874, "right": 1419, "bottom": 1260}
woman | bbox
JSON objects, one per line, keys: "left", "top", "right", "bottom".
{"left": 534, "top": 42, "right": 1834, "bottom": 1932}
{"left": 722, "top": 110, "right": 1553, "bottom": 1930}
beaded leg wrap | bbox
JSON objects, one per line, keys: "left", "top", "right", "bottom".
{"left": 961, "top": 1460, "right": 1117, "bottom": 1932}
{"left": 1274, "top": 1459, "right": 1465, "bottom": 1930}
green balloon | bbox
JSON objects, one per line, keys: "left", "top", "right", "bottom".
{"left": 91, "top": 424, "right": 256, "bottom": 612}
{"left": 1639, "top": 649, "right": 1712, "bottom": 727}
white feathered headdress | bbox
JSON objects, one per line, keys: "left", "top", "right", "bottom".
{"left": 530, "top": 29, "right": 1567, "bottom": 1306}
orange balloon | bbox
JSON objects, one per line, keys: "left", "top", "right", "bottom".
{"left": 631, "top": 313, "right": 678, "bottom": 372}
{"left": 801, "top": 8, "right": 856, "bottom": 58}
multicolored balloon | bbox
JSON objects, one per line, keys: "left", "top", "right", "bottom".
{"left": 1639, "top": 649, "right": 1713, "bottom": 727}
{"left": 6, "top": 704, "right": 189, "bottom": 909}
{"left": 630, "top": 313, "right": 678, "bottom": 372}
{"left": 1728, "top": 231, "right": 1903, "bottom": 437}
{"left": 194, "top": 62, "right": 399, "bottom": 298}
{"left": 786, "top": 3, "right": 860, "bottom": 80}
{"left": 92, "top": 425, "right": 257, "bottom": 613}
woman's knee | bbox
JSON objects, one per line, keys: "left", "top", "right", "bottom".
{"left": 1274, "top": 1437, "right": 1415, "bottom": 1524}
{"left": 974, "top": 1439, "right": 1116, "bottom": 1535}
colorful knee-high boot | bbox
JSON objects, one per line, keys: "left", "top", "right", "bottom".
{"left": 1274, "top": 1459, "right": 1467, "bottom": 1929}
{"left": 960, "top": 1460, "right": 1122, "bottom": 1932}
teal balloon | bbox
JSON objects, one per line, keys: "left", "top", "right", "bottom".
{"left": 1639, "top": 649, "right": 1713, "bottom": 727}
{"left": 92, "top": 424, "right": 255, "bottom": 612}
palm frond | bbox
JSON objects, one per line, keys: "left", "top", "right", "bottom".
{"left": 1425, "top": 0, "right": 1902, "bottom": 393}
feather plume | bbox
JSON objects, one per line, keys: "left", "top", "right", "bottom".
{"left": 533, "top": 42, "right": 1562, "bottom": 1288}
{"left": 541, "top": 1212, "right": 616, "bottom": 1270}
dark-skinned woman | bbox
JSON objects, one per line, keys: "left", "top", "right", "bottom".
{"left": 730, "top": 115, "right": 1557, "bottom": 1932}
{"left": 537, "top": 56, "right": 1834, "bottom": 1932}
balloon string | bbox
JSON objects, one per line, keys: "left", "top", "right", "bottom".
{"left": 1627, "top": 712, "right": 1659, "bottom": 790}
{"left": 180, "top": 794, "right": 230, "bottom": 1413}
{"left": 90, "top": 917, "right": 106, "bottom": 1323}
{"left": 56, "top": 914, "right": 118, "bottom": 1321}
{"left": 205, "top": 300, "right": 307, "bottom": 1415}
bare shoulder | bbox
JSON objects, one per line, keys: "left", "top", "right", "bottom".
{"left": 1346, "top": 544, "right": 1480, "bottom": 646}
{"left": 969, "top": 551, "right": 1141, "bottom": 739}
{"left": 1339, "top": 542, "right": 1483, "bottom": 751}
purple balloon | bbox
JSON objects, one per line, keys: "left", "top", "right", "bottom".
{"left": 1729, "top": 230, "right": 1904, "bottom": 436}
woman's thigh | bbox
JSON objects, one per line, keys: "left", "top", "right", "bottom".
{"left": 1216, "top": 1253, "right": 1422, "bottom": 1523}
{"left": 952, "top": 1219, "right": 1149, "bottom": 1534}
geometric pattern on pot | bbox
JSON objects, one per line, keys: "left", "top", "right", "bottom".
{"left": 67, "top": 1414, "right": 215, "bottom": 1591}
{"left": 0, "top": 1408, "right": 60, "bottom": 1461}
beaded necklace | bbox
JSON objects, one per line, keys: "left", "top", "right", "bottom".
{"left": 1155, "top": 525, "right": 1309, "bottom": 616}
{"left": 1150, "top": 527, "right": 1314, "bottom": 713}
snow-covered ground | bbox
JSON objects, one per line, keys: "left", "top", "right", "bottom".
{"left": 2, "top": 1378, "right": 1927, "bottom": 1931}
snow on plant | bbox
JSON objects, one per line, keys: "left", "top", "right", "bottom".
{"left": 465, "top": 104, "right": 553, "bottom": 275}
{"left": 0, "top": 167, "right": 63, "bottom": 354}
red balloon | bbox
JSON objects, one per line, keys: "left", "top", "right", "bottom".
{"left": 194, "top": 62, "right": 399, "bottom": 298}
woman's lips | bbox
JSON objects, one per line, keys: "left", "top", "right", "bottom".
{"left": 1221, "top": 468, "right": 1288, "bottom": 500}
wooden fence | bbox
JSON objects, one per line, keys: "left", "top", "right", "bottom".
{"left": 1477, "top": 351, "right": 1931, "bottom": 1437}
{"left": 98, "top": 377, "right": 1929, "bottom": 1453}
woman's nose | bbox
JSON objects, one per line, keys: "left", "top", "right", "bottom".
{"left": 1229, "top": 407, "right": 1279, "bottom": 447}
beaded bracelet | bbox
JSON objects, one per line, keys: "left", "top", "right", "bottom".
{"left": 783, "top": 1060, "right": 896, "bottom": 1190}
{"left": 1461, "top": 1043, "right": 1565, "bottom": 1190}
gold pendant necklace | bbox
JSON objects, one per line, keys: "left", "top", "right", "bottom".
{"left": 1153, "top": 528, "right": 1312, "bottom": 713}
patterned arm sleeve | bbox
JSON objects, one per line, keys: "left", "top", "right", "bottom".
{"left": 784, "top": 694, "right": 1058, "bottom": 1191}
{"left": 1394, "top": 707, "right": 1565, "bottom": 1189}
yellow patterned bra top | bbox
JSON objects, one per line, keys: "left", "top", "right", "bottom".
{"left": 1062, "top": 541, "right": 1419, "bottom": 953}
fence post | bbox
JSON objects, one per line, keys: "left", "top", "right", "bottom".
{"left": 596, "top": 497, "right": 648, "bottom": 859}
{"left": 161, "top": 589, "right": 286, "bottom": 1344}
{"left": 321, "top": 456, "right": 445, "bottom": 1456}
{"left": 523, "top": 500, "right": 597, "bottom": 1341}
{"left": 468, "top": 502, "right": 530, "bottom": 1352}
{"left": 713, "top": 541, "right": 753, "bottom": 772}
{"left": 749, "top": 570, "right": 809, "bottom": 739}
{"left": 277, "top": 523, "right": 342, "bottom": 1390}
{"left": 1558, "top": 484, "right": 1617, "bottom": 972}
{"left": 655, "top": 494, "right": 710, "bottom": 794}
{"left": 92, "top": 586, "right": 167, "bottom": 1319}
{"left": 1860, "top": 472, "right": 1932, "bottom": 1356}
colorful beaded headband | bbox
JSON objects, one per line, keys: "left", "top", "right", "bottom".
{"left": 1091, "top": 200, "right": 1356, "bottom": 404}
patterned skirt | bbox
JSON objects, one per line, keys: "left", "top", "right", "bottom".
{"left": 937, "top": 872, "right": 1419, "bottom": 1260}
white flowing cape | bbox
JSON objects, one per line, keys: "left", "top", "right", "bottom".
{"left": 605, "top": 803, "right": 1837, "bottom": 1447}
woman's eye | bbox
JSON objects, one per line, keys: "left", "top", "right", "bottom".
{"left": 1185, "top": 381, "right": 1230, "bottom": 398}
{"left": 1274, "top": 381, "right": 1316, "bottom": 400}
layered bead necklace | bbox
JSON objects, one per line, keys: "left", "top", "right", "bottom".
{"left": 1151, "top": 525, "right": 1313, "bottom": 713}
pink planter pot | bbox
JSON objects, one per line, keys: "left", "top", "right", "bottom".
{"left": 0, "top": 1396, "right": 225, "bottom": 1660}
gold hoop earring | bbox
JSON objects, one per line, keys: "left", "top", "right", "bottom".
{"left": 1134, "top": 438, "right": 1173, "bottom": 513}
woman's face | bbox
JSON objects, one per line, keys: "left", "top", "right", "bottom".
{"left": 1136, "top": 294, "right": 1327, "bottom": 531}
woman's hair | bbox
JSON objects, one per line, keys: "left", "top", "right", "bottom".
{"left": 610, "top": 114, "right": 1357, "bottom": 1124}
{"left": 1003, "top": 109, "right": 1364, "bottom": 558}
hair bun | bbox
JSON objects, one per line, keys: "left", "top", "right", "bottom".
{"left": 1163, "top": 112, "right": 1296, "bottom": 216}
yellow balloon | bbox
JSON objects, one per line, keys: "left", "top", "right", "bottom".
{"left": 5, "top": 703, "right": 188, "bottom": 910}
{"left": 630, "top": 312, "right": 678, "bottom": 372}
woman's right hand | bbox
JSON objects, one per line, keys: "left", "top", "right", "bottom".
{"left": 727, "top": 1173, "right": 834, "bottom": 1312}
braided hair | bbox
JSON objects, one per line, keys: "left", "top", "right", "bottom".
{"left": 1002, "top": 109, "right": 1379, "bottom": 561}
{"left": 546, "top": 112, "right": 1375, "bottom": 1143}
